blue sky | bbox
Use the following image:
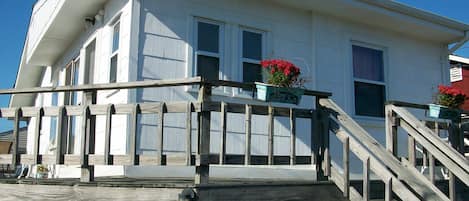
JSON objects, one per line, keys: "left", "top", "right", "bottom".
{"left": 0, "top": 0, "right": 468, "bottom": 132}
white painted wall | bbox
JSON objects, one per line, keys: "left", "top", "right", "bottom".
{"left": 135, "top": 0, "right": 315, "bottom": 158}
{"left": 134, "top": 0, "right": 449, "bottom": 175}
{"left": 26, "top": 0, "right": 133, "bottom": 178}
{"left": 312, "top": 13, "right": 448, "bottom": 173}
{"left": 26, "top": 0, "right": 450, "bottom": 177}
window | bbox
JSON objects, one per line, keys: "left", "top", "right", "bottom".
{"left": 195, "top": 21, "right": 221, "bottom": 81}
{"left": 110, "top": 21, "right": 120, "bottom": 83}
{"left": 85, "top": 40, "right": 96, "bottom": 85}
{"left": 49, "top": 89, "right": 58, "bottom": 151}
{"left": 241, "top": 30, "right": 263, "bottom": 83}
{"left": 352, "top": 45, "right": 385, "bottom": 117}
{"left": 65, "top": 59, "right": 80, "bottom": 105}
{"left": 64, "top": 58, "right": 80, "bottom": 153}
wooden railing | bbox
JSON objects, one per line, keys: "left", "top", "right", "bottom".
{"left": 0, "top": 77, "right": 333, "bottom": 185}
{"left": 320, "top": 99, "right": 448, "bottom": 201}
{"left": 385, "top": 101, "right": 469, "bottom": 201}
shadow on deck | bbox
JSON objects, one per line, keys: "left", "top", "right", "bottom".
{"left": 0, "top": 177, "right": 346, "bottom": 201}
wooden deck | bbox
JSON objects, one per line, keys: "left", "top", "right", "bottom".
{"left": 0, "top": 177, "right": 347, "bottom": 201}
{"left": 0, "top": 77, "right": 468, "bottom": 200}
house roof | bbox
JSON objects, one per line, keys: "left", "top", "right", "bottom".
{"left": 11, "top": 0, "right": 108, "bottom": 107}
{"left": 275, "top": 0, "right": 469, "bottom": 42}
{"left": 10, "top": 0, "right": 469, "bottom": 107}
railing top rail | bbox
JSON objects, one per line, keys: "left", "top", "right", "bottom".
{"left": 386, "top": 100, "right": 469, "bottom": 115}
{"left": 1, "top": 77, "right": 332, "bottom": 98}
{"left": 1, "top": 77, "right": 203, "bottom": 95}
{"left": 206, "top": 80, "right": 332, "bottom": 98}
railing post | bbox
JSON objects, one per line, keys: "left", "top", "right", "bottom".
{"left": 80, "top": 90, "right": 96, "bottom": 182}
{"left": 385, "top": 105, "right": 398, "bottom": 156}
{"left": 343, "top": 136, "right": 350, "bottom": 198}
{"left": 157, "top": 103, "right": 166, "bottom": 165}
{"left": 290, "top": 108, "right": 296, "bottom": 166}
{"left": 268, "top": 106, "right": 274, "bottom": 165}
{"left": 219, "top": 102, "right": 227, "bottom": 165}
{"left": 449, "top": 117, "right": 464, "bottom": 154}
{"left": 244, "top": 104, "right": 252, "bottom": 166}
{"left": 55, "top": 106, "right": 66, "bottom": 164}
{"left": 195, "top": 82, "right": 211, "bottom": 185}
{"left": 80, "top": 106, "right": 92, "bottom": 182}
{"left": 33, "top": 108, "right": 44, "bottom": 165}
{"left": 104, "top": 104, "right": 114, "bottom": 165}
{"left": 363, "top": 157, "right": 370, "bottom": 201}
{"left": 408, "top": 135, "right": 416, "bottom": 166}
{"left": 315, "top": 97, "right": 330, "bottom": 181}
{"left": 187, "top": 102, "right": 193, "bottom": 166}
{"left": 11, "top": 108, "right": 22, "bottom": 168}
{"left": 130, "top": 104, "right": 140, "bottom": 165}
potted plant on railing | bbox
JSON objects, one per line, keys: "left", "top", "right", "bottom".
{"left": 36, "top": 164, "right": 49, "bottom": 179}
{"left": 428, "top": 85, "right": 468, "bottom": 120}
{"left": 255, "top": 59, "right": 305, "bottom": 105}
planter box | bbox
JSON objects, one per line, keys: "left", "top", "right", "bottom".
{"left": 428, "top": 104, "right": 460, "bottom": 120}
{"left": 255, "top": 82, "right": 304, "bottom": 105}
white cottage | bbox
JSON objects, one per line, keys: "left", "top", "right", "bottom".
{"left": 10, "top": 0, "right": 469, "bottom": 181}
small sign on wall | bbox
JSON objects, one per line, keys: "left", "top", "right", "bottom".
{"left": 450, "top": 67, "right": 463, "bottom": 82}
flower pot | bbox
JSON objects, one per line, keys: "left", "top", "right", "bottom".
{"left": 36, "top": 172, "right": 48, "bottom": 179}
{"left": 428, "top": 104, "right": 460, "bottom": 120}
{"left": 255, "top": 82, "right": 304, "bottom": 105}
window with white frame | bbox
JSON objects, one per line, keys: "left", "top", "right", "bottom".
{"left": 352, "top": 45, "right": 386, "bottom": 117}
{"left": 195, "top": 20, "right": 222, "bottom": 80}
{"left": 49, "top": 88, "right": 58, "bottom": 151}
{"left": 110, "top": 21, "right": 120, "bottom": 83}
{"left": 241, "top": 29, "right": 264, "bottom": 83}
{"left": 64, "top": 58, "right": 80, "bottom": 153}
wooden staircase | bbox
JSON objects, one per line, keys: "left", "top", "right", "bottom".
{"left": 319, "top": 99, "right": 469, "bottom": 201}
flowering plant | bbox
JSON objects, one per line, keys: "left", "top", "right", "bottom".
{"left": 36, "top": 164, "right": 48, "bottom": 173}
{"left": 436, "top": 85, "right": 468, "bottom": 109}
{"left": 260, "top": 59, "right": 304, "bottom": 88}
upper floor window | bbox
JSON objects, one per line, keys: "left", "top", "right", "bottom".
{"left": 110, "top": 21, "right": 120, "bottom": 83}
{"left": 241, "top": 30, "right": 264, "bottom": 83}
{"left": 195, "top": 20, "right": 222, "bottom": 81}
{"left": 353, "top": 45, "right": 386, "bottom": 117}
{"left": 65, "top": 58, "right": 80, "bottom": 105}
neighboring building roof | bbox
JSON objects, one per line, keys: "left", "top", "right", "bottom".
{"left": 11, "top": 0, "right": 469, "bottom": 107}
{"left": 0, "top": 127, "right": 28, "bottom": 154}
{"left": 450, "top": 55, "right": 469, "bottom": 66}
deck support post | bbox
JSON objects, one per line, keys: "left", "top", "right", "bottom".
{"left": 195, "top": 82, "right": 211, "bottom": 185}
{"left": 11, "top": 108, "right": 22, "bottom": 168}
{"left": 315, "top": 97, "right": 330, "bottom": 181}
{"left": 80, "top": 90, "right": 96, "bottom": 182}
{"left": 448, "top": 117, "right": 463, "bottom": 201}
{"left": 385, "top": 105, "right": 398, "bottom": 156}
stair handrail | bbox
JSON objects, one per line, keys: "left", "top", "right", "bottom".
{"left": 319, "top": 98, "right": 449, "bottom": 201}
{"left": 328, "top": 117, "right": 420, "bottom": 201}
{"left": 389, "top": 105, "right": 469, "bottom": 185}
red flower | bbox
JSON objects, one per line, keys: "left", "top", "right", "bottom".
{"left": 437, "top": 85, "right": 468, "bottom": 109}
{"left": 438, "top": 85, "right": 466, "bottom": 97}
{"left": 259, "top": 59, "right": 302, "bottom": 87}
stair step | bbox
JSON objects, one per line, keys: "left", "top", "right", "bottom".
{"left": 195, "top": 181, "right": 349, "bottom": 201}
